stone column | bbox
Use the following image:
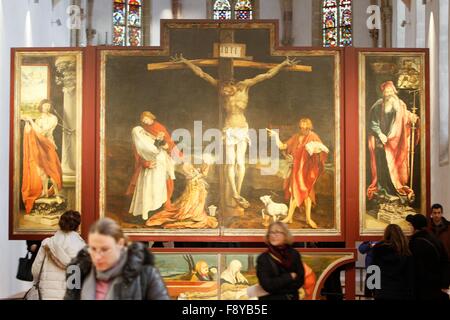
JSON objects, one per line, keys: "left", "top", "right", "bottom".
{"left": 381, "top": 0, "right": 393, "bottom": 48}
{"left": 55, "top": 56, "right": 77, "bottom": 184}
{"left": 70, "top": 0, "right": 81, "bottom": 47}
{"left": 370, "top": 0, "right": 380, "bottom": 47}
{"left": 172, "top": 0, "right": 182, "bottom": 19}
{"left": 280, "top": 0, "right": 293, "bottom": 46}
{"left": 402, "top": 0, "right": 411, "bottom": 11}
{"left": 86, "top": 0, "right": 96, "bottom": 46}
{"left": 143, "top": 0, "right": 151, "bottom": 46}
{"left": 311, "top": 0, "right": 322, "bottom": 47}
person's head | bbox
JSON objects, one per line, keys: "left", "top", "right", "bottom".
{"left": 220, "top": 80, "right": 237, "bottom": 96}
{"left": 228, "top": 260, "right": 242, "bottom": 275}
{"left": 383, "top": 224, "right": 411, "bottom": 256}
{"left": 38, "top": 99, "right": 52, "bottom": 113}
{"left": 380, "top": 81, "right": 398, "bottom": 98}
{"left": 431, "top": 203, "right": 444, "bottom": 225}
{"left": 406, "top": 213, "right": 428, "bottom": 231}
{"left": 209, "top": 267, "right": 218, "bottom": 279}
{"left": 88, "top": 218, "right": 127, "bottom": 272}
{"left": 298, "top": 118, "right": 313, "bottom": 136}
{"left": 195, "top": 260, "right": 209, "bottom": 276}
{"left": 140, "top": 111, "right": 156, "bottom": 125}
{"left": 58, "top": 210, "right": 81, "bottom": 232}
{"left": 265, "top": 221, "right": 293, "bottom": 247}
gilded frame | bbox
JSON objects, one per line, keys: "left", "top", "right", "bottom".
{"left": 358, "top": 51, "right": 428, "bottom": 236}
{"left": 10, "top": 50, "right": 83, "bottom": 236}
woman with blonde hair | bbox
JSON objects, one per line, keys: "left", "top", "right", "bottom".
{"left": 372, "top": 223, "right": 414, "bottom": 300}
{"left": 256, "top": 221, "right": 304, "bottom": 300}
{"left": 64, "top": 218, "right": 169, "bottom": 300}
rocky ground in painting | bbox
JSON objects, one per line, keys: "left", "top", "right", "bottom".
{"left": 107, "top": 191, "right": 335, "bottom": 231}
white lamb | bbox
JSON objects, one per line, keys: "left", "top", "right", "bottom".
{"left": 260, "top": 195, "right": 288, "bottom": 225}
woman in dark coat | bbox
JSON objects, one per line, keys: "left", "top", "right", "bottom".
{"left": 372, "top": 224, "right": 414, "bottom": 300}
{"left": 65, "top": 218, "right": 169, "bottom": 300}
{"left": 256, "top": 221, "right": 305, "bottom": 300}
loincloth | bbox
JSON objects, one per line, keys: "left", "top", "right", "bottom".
{"left": 223, "top": 127, "right": 251, "bottom": 146}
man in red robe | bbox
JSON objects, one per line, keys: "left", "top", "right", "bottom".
{"left": 269, "top": 118, "right": 328, "bottom": 228}
{"left": 21, "top": 100, "right": 63, "bottom": 214}
{"left": 126, "top": 111, "right": 183, "bottom": 211}
{"left": 367, "top": 81, "right": 419, "bottom": 201}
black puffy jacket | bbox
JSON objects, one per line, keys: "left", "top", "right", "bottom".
{"left": 409, "top": 230, "right": 450, "bottom": 300}
{"left": 256, "top": 248, "right": 305, "bottom": 300}
{"left": 64, "top": 242, "right": 170, "bottom": 300}
{"left": 372, "top": 242, "right": 414, "bottom": 300}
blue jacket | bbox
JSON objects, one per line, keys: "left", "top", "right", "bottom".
{"left": 358, "top": 241, "right": 379, "bottom": 267}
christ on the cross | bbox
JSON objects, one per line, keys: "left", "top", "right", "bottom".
{"left": 171, "top": 54, "right": 298, "bottom": 209}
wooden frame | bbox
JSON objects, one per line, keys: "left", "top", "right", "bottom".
{"left": 9, "top": 49, "right": 86, "bottom": 239}
{"left": 343, "top": 48, "right": 430, "bottom": 240}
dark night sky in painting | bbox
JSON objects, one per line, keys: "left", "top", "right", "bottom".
{"left": 106, "top": 28, "right": 336, "bottom": 155}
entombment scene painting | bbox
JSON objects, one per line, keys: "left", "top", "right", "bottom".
{"left": 360, "top": 52, "right": 427, "bottom": 235}
{"left": 12, "top": 51, "right": 82, "bottom": 234}
{"left": 154, "top": 251, "right": 354, "bottom": 300}
{"left": 101, "top": 22, "right": 341, "bottom": 236}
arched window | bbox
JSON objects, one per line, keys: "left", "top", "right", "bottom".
{"left": 213, "top": 0, "right": 232, "bottom": 20}
{"left": 212, "top": 0, "right": 254, "bottom": 20}
{"left": 235, "top": 0, "right": 253, "bottom": 20}
{"left": 322, "top": 0, "right": 352, "bottom": 47}
{"left": 113, "top": 0, "right": 143, "bottom": 46}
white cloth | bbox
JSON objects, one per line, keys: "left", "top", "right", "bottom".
{"left": 220, "top": 260, "right": 249, "bottom": 285}
{"left": 305, "top": 141, "right": 329, "bottom": 156}
{"left": 31, "top": 231, "right": 86, "bottom": 300}
{"left": 247, "top": 284, "right": 269, "bottom": 298}
{"left": 223, "top": 127, "right": 250, "bottom": 146}
{"left": 129, "top": 126, "right": 173, "bottom": 219}
{"left": 34, "top": 114, "right": 58, "bottom": 147}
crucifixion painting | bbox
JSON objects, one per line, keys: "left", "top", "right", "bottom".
{"left": 101, "top": 22, "right": 341, "bottom": 236}
{"left": 147, "top": 39, "right": 312, "bottom": 216}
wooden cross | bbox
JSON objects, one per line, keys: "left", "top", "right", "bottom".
{"left": 147, "top": 31, "right": 312, "bottom": 80}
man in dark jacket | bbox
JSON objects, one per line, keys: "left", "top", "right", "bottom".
{"left": 429, "top": 203, "right": 450, "bottom": 259}
{"left": 406, "top": 213, "right": 450, "bottom": 300}
{"left": 64, "top": 242, "right": 170, "bottom": 300}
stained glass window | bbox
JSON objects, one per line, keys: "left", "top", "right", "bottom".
{"left": 322, "top": 0, "right": 352, "bottom": 47}
{"left": 113, "top": 0, "right": 143, "bottom": 46}
{"left": 213, "top": 0, "right": 232, "bottom": 20}
{"left": 212, "top": 0, "right": 253, "bottom": 20}
{"left": 235, "top": 0, "right": 252, "bottom": 20}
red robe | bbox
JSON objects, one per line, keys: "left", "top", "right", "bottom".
{"left": 284, "top": 132, "right": 327, "bottom": 206}
{"left": 367, "top": 98, "right": 419, "bottom": 200}
{"left": 126, "top": 121, "right": 182, "bottom": 209}
{"left": 22, "top": 128, "right": 62, "bottom": 214}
